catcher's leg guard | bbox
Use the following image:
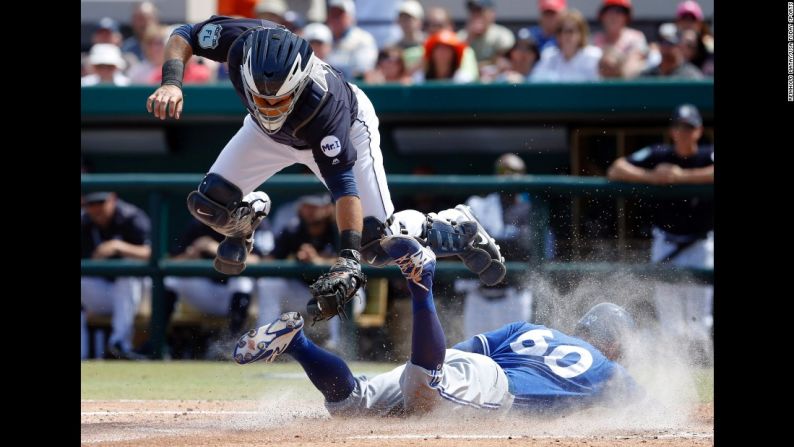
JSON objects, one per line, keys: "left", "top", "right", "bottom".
{"left": 214, "top": 236, "right": 253, "bottom": 275}
{"left": 453, "top": 205, "right": 506, "bottom": 286}
{"left": 186, "top": 173, "right": 271, "bottom": 274}
{"left": 424, "top": 214, "right": 479, "bottom": 257}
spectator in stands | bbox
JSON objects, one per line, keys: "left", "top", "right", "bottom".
{"left": 598, "top": 46, "right": 627, "bottom": 79}
{"left": 413, "top": 7, "right": 479, "bottom": 80}
{"left": 592, "top": 0, "right": 648, "bottom": 79}
{"left": 282, "top": 10, "right": 307, "bottom": 34}
{"left": 255, "top": 0, "right": 288, "bottom": 26}
{"left": 128, "top": 25, "right": 213, "bottom": 85}
{"left": 92, "top": 17, "right": 123, "bottom": 47}
{"left": 674, "top": 1, "right": 713, "bottom": 77}
{"left": 284, "top": 0, "right": 327, "bottom": 24}
{"left": 455, "top": 154, "right": 538, "bottom": 339}
{"left": 325, "top": 0, "right": 379, "bottom": 80}
{"left": 458, "top": 0, "right": 515, "bottom": 67}
{"left": 364, "top": 46, "right": 412, "bottom": 85}
{"left": 81, "top": 44, "right": 131, "bottom": 86}
{"left": 217, "top": 0, "right": 257, "bottom": 18}
{"left": 640, "top": 24, "right": 703, "bottom": 79}
{"left": 530, "top": 9, "right": 602, "bottom": 82}
{"left": 83, "top": 17, "right": 126, "bottom": 76}
{"left": 607, "top": 104, "right": 713, "bottom": 364}
{"left": 486, "top": 28, "right": 539, "bottom": 84}
{"left": 81, "top": 192, "right": 151, "bottom": 359}
{"left": 396, "top": 0, "right": 425, "bottom": 50}
{"left": 127, "top": 25, "right": 166, "bottom": 84}
{"left": 425, "top": 6, "right": 452, "bottom": 36}
{"left": 255, "top": 194, "right": 363, "bottom": 351}
{"left": 679, "top": 30, "right": 702, "bottom": 72}
{"left": 414, "top": 29, "right": 477, "bottom": 84}
{"left": 529, "top": 0, "right": 566, "bottom": 52}
{"left": 302, "top": 22, "right": 334, "bottom": 61}
{"left": 354, "top": 0, "right": 402, "bottom": 49}
{"left": 121, "top": 2, "right": 160, "bottom": 64}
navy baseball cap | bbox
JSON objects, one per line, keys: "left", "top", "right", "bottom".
{"left": 671, "top": 104, "right": 702, "bottom": 127}
{"left": 83, "top": 192, "right": 113, "bottom": 203}
{"left": 97, "top": 17, "right": 120, "bottom": 33}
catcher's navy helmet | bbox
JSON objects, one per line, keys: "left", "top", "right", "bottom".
{"left": 574, "top": 302, "right": 635, "bottom": 359}
{"left": 240, "top": 27, "right": 316, "bottom": 134}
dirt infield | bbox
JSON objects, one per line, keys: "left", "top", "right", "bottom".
{"left": 81, "top": 399, "right": 713, "bottom": 446}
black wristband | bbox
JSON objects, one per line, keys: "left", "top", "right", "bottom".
{"left": 340, "top": 230, "right": 362, "bottom": 252}
{"left": 161, "top": 59, "right": 185, "bottom": 89}
{"left": 339, "top": 249, "right": 361, "bottom": 263}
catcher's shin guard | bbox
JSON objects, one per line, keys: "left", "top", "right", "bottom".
{"left": 213, "top": 236, "right": 254, "bottom": 275}
{"left": 186, "top": 174, "right": 271, "bottom": 274}
{"left": 454, "top": 205, "right": 506, "bottom": 286}
{"left": 424, "top": 214, "right": 480, "bottom": 257}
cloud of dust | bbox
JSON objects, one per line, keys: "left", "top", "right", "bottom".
{"left": 525, "top": 272, "right": 711, "bottom": 434}
{"left": 226, "top": 272, "right": 711, "bottom": 438}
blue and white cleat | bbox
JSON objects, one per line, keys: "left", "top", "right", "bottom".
{"left": 380, "top": 235, "right": 436, "bottom": 291}
{"left": 233, "top": 312, "right": 304, "bottom": 365}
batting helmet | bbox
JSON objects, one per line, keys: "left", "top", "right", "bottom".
{"left": 241, "top": 27, "right": 316, "bottom": 134}
{"left": 574, "top": 302, "right": 635, "bottom": 359}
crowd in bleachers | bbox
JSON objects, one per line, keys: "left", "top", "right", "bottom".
{"left": 81, "top": 1, "right": 713, "bottom": 363}
{"left": 81, "top": 0, "right": 713, "bottom": 87}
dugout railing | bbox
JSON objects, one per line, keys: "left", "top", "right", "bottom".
{"left": 81, "top": 174, "right": 713, "bottom": 359}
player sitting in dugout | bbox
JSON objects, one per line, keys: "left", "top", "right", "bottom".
{"left": 233, "top": 235, "right": 645, "bottom": 416}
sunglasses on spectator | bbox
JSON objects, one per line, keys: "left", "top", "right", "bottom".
{"left": 559, "top": 27, "right": 578, "bottom": 35}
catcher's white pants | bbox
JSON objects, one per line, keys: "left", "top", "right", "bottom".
{"left": 206, "top": 84, "right": 471, "bottom": 236}
{"left": 651, "top": 228, "right": 714, "bottom": 351}
{"left": 325, "top": 349, "right": 513, "bottom": 416}
{"left": 208, "top": 84, "right": 393, "bottom": 222}
{"left": 164, "top": 276, "right": 254, "bottom": 316}
{"left": 456, "top": 279, "right": 533, "bottom": 340}
{"left": 80, "top": 276, "right": 145, "bottom": 356}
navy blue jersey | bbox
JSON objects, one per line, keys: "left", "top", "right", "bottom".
{"left": 626, "top": 144, "right": 714, "bottom": 235}
{"left": 173, "top": 16, "right": 359, "bottom": 184}
{"left": 472, "top": 321, "right": 642, "bottom": 413}
{"left": 81, "top": 200, "right": 151, "bottom": 259}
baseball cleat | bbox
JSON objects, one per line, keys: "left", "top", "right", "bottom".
{"left": 454, "top": 204, "right": 506, "bottom": 286}
{"left": 380, "top": 235, "right": 436, "bottom": 291}
{"left": 233, "top": 312, "right": 304, "bottom": 364}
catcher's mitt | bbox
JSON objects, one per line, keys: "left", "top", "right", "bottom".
{"left": 307, "top": 249, "right": 367, "bottom": 322}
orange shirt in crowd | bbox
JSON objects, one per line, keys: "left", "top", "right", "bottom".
{"left": 217, "top": 0, "right": 257, "bottom": 18}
